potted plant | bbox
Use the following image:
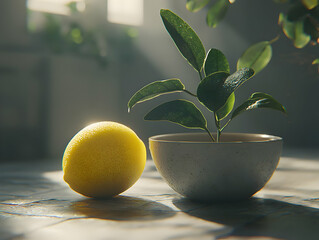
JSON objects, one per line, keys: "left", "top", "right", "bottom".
{"left": 128, "top": 9, "right": 287, "bottom": 202}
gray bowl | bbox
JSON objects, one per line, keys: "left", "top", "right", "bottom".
{"left": 149, "top": 133, "right": 282, "bottom": 202}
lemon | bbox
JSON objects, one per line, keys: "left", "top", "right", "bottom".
{"left": 62, "top": 121, "right": 146, "bottom": 198}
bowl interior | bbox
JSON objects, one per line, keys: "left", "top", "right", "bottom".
{"left": 149, "top": 132, "right": 282, "bottom": 143}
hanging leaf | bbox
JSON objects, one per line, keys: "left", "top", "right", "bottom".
{"left": 144, "top": 99, "right": 208, "bottom": 130}
{"left": 206, "top": 0, "right": 230, "bottom": 28}
{"left": 237, "top": 41, "right": 272, "bottom": 74}
{"left": 197, "top": 68, "right": 254, "bottom": 112}
{"left": 294, "top": 21, "right": 311, "bottom": 48}
{"left": 186, "top": 0, "right": 210, "bottom": 12}
{"left": 231, "top": 92, "right": 287, "bottom": 120}
{"left": 278, "top": 12, "right": 285, "bottom": 25}
{"left": 204, "top": 48, "right": 230, "bottom": 76}
{"left": 302, "top": 0, "right": 318, "bottom": 10}
{"left": 280, "top": 13, "right": 295, "bottom": 39}
{"left": 128, "top": 79, "right": 185, "bottom": 112}
{"left": 312, "top": 58, "right": 319, "bottom": 64}
{"left": 279, "top": 13, "right": 311, "bottom": 48}
{"left": 216, "top": 92, "right": 235, "bottom": 120}
{"left": 160, "top": 9, "right": 206, "bottom": 72}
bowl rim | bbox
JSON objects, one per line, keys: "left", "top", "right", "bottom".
{"left": 149, "top": 132, "right": 282, "bottom": 144}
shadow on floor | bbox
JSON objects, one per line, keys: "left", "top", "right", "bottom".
{"left": 70, "top": 195, "right": 176, "bottom": 221}
{"left": 173, "top": 197, "right": 319, "bottom": 240}
{"left": 0, "top": 161, "right": 176, "bottom": 239}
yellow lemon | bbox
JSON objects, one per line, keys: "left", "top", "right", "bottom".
{"left": 62, "top": 121, "right": 146, "bottom": 198}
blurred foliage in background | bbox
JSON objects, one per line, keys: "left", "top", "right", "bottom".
{"left": 186, "top": 0, "right": 319, "bottom": 70}
{"left": 27, "top": 1, "right": 138, "bottom": 67}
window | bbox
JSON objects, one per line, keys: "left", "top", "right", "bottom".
{"left": 27, "top": 0, "right": 85, "bottom": 15}
{"left": 107, "top": 0, "right": 143, "bottom": 26}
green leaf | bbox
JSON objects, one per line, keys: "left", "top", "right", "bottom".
{"left": 279, "top": 13, "right": 311, "bottom": 48}
{"left": 216, "top": 92, "right": 235, "bottom": 120}
{"left": 128, "top": 79, "right": 185, "bottom": 112}
{"left": 206, "top": 0, "right": 230, "bottom": 28}
{"left": 186, "top": 0, "right": 210, "bottom": 12}
{"left": 231, "top": 92, "right": 287, "bottom": 119}
{"left": 294, "top": 21, "right": 311, "bottom": 48}
{"left": 160, "top": 9, "right": 206, "bottom": 72}
{"left": 197, "top": 72, "right": 229, "bottom": 112}
{"left": 197, "top": 68, "right": 254, "bottom": 112}
{"left": 302, "top": 0, "right": 318, "bottom": 9}
{"left": 204, "top": 48, "right": 230, "bottom": 76}
{"left": 144, "top": 99, "right": 208, "bottom": 130}
{"left": 278, "top": 12, "right": 285, "bottom": 25}
{"left": 280, "top": 13, "right": 295, "bottom": 39}
{"left": 312, "top": 58, "right": 319, "bottom": 64}
{"left": 237, "top": 41, "right": 272, "bottom": 74}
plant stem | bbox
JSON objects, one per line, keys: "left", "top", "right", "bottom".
{"left": 183, "top": 89, "right": 197, "bottom": 97}
{"left": 269, "top": 34, "right": 280, "bottom": 44}
{"left": 214, "top": 113, "right": 221, "bottom": 143}
{"left": 198, "top": 70, "right": 203, "bottom": 81}
{"left": 205, "top": 127, "right": 215, "bottom": 142}
{"left": 216, "top": 127, "right": 221, "bottom": 143}
{"left": 220, "top": 119, "right": 231, "bottom": 132}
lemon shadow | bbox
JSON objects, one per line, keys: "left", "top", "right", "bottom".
{"left": 173, "top": 197, "right": 319, "bottom": 239}
{"left": 70, "top": 195, "right": 176, "bottom": 221}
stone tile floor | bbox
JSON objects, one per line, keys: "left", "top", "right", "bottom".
{"left": 1, "top": 151, "right": 319, "bottom": 240}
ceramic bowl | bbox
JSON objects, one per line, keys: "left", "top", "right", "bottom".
{"left": 149, "top": 133, "right": 282, "bottom": 202}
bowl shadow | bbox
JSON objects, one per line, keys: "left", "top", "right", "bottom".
{"left": 173, "top": 197, "right": 319, "bottom": 239}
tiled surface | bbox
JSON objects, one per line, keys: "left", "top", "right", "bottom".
{"left": 1, "top": 153, "right": 319, "bottom": 240}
